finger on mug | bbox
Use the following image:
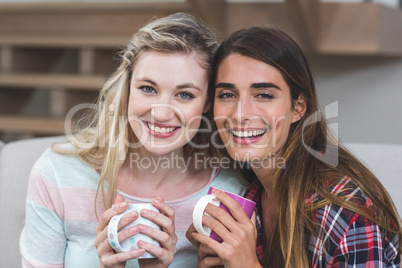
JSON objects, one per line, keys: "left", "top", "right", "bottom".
{"left": 204, "top": 203, "right": 250, "bottom": 239}
{"left": 212, "top": 188, "right": 250, "bottom": 224}
{"left": 96, "top": 232, "right": 120, "bottom": 257}
{"left": 152, "top": 197, "right": 174, "bottom": 218}
{"left": 140, "top": 207, "right": 167, "bottom": 227}
{"left": 137, "top": 240, "right": 173, "bottom": 261}
{"left": 251, "top": 212, "right": 258, "bottom": 237}
{"left": 200, "top": 214, "right": 236, "bottom": 245}
{"left": 101, "top": 249, "right": 146, "bottom": 266}
{"left": 141, "top": 202, "right": 175, "bottom": 237}
{"left": 199, "top": 243, "right": 218, "bottom": 260}
{"left": 99, "top": 201, "right": 129, "bottom": 226}
{"left": 198, "top": 256, "right": 224, "bottom": 268}
{"left": 116, "top": 210, "right": 139, "bottom": 231}
{"left": 116, "top": 225, "right": 140, "bottom": 245}
{"left": 94, "top": 224, "right": 109, "bottom": 248}
{"left": 137, "top": 224, "right": 174, "bottom": 249}
{"left": 114, "top": 194, "right": 126, "bottom": 205}
{"left": 186, "top": 224, "right": 201, "bottom": 248}
{"left": 95, "top": 201, "right": 127, "bottom": 234}
{"left": 204, "top": 202, "right": 235, "bottom": 227}
{"left": 191, "top": 231, "right": 222, "bottom": 257}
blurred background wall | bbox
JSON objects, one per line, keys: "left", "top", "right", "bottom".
{"left": 0, "top": 0, "right": 401, "bottom": 144}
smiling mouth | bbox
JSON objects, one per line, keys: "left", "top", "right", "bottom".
{"left": 144, "top": 121, "right": 180, "bottom": 134}
{"left": 230, "top": 129, "right": 267, "bottom": 139}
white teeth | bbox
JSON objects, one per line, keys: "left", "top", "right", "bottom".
{"left": 232, "top": 130, "right": 266, "bottom": 138}
{"left": 147, "top": 123, "right": 176, "bottom": 134}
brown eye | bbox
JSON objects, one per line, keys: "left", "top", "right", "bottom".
{"left": 217, "top": 92, "right": 235, "bottom": 99}
{"left": 256, "top": 93, "right": 274, "bottom": 99}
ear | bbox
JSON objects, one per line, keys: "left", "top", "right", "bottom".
{"left": 291, "top": 94, "right": 307, "bottom": 123}
{"left": 203, "top": 101, "right": 211, "bottom": 113}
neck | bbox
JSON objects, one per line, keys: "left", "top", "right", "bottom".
{"left": 123, "top": 147, "right": 192, "bottom": 184}
{"left": 117, "top": 147, "right": 213, "bottom": 200}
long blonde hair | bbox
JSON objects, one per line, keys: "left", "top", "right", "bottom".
{"left": 55, "top": 13, "right": 219, "bottom": 210}
{"left": 212, "top": 27, "right": 401, "bottom": 267}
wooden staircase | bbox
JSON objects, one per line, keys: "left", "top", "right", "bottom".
{"left": 0, "top": 0, "right": 401, "bottom": 141}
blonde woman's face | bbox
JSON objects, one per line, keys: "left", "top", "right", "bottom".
{"left": 214, "top": 54, "right": 304, "bottom": 162}
{"left": 128, "top": 51, "right": 209, "bottom": 156}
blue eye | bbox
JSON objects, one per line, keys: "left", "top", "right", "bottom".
{"left": 140, "top": 86, "right": 156, "bottom": 94}
{"left": 217, "top": 92, "right": 235, "bottom": 99}
{"left": 176, "top": 91, "right": 195, "bottom": 100}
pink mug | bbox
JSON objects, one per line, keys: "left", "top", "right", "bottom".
{"left": 192, "top": 187, "right": 256, "bottom": 243}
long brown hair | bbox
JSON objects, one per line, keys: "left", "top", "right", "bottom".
{"left": 212, "top": 27, "right": 401, "bottom": 267}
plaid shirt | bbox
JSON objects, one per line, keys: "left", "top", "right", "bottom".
{"left": 244, "top": 177, "right": 400, "bottom": 267}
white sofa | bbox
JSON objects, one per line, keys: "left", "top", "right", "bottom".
{"left": 0, "top": 136, "right": 65, "bottom": 267}
{"left": 0, "top": 137, "right": 401, "bottom": 267}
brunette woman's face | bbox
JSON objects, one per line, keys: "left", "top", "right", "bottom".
{"left": 213, "top": 53, "right": 305, "bottom": 162}
{"left": 128, "top": 51, "right": 209, "bottom": 156}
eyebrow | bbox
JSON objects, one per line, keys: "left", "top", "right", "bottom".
{"left": 177, "top": 83, "right": 201, "bottom": 92}
{"left": 215, "top": 82, "right": 235, "bottom": 89}
{"left": 135, "top": 78, "right": 157, "bottom": 86}
{"left": 251, "top": 82, "right": 281, "bottom": 90}
{"left": 135, "top": 78, "right": 201, "bottom": 91}
{"left": 215, "top": 82, "right": 281, "bottom": 90}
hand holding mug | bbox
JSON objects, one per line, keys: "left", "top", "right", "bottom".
{"left": 95, "top": 195, "right": 145, "bottom": 268}
{"left": 95, "top": 196, "right": 177, "bottom": 268}
{"left": 107, "top": 203, "right": 161, "bottom": 257}
{"left": 191, "top": 188, "right": 262, "bottom": 268}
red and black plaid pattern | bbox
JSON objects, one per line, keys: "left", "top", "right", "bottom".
{"left": 244, "top": 177, "right": 400, "bottom": 267}
{"left": 244, "top": 179, "right": 264, "bottom": 260}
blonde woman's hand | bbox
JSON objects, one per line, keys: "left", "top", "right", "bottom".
{"left": 138, "top": 197, "right": 177, "bottom": 268}
{"left": 94, "top": 195, "right": 146, "bottom": 268}
{"left": 191, "top": 189, "right": 262, "bottom": 268}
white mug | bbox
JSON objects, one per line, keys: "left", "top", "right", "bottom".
{"left": 108, "top": 203, "right": 161, "bottom": 258}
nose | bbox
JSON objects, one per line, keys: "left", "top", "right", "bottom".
{"left": 231, "top": 97, "right": 254, "bottom": 124}
{"left": 150, "top": 103, "right": 178, "bottom": 123}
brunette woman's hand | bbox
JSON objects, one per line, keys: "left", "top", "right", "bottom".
{"left": 94, "top": 195, "right": 146, "bottom": 268}
{"left": 191, "top": 189, "right": 262, "bottom": 268}
{"left": 186, "top": 224, "right": 224, "bottom": 267}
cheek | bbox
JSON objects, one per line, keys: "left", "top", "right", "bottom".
{"left": 266, "top": 111, "right": 294, "bottom": 143}
{"left": 128, "top": 92, "right": 138, "bottom": 115}
{"left": 263, "top": 106, "right": 294, "bottom": 126}
{"left": 213, "top": 104, "right": 227, "bottom": 124}
{"left": 128, "top": 94, "right": 150, "bottom": 116}
{"left": 183, "top": 104, "right": 206, "bottom": 127}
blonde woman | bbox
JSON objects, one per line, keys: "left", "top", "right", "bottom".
{"left": 188, "top": 27, "right": 401, "bottom": 267}
{"left": 20, "top": 13, "right": 249, "bottom": 268}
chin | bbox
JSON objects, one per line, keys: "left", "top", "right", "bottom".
{"left": 227, "top": 146, "right": 277, "bottom": 163}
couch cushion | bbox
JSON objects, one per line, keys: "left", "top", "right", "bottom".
{"left": 0, "top": 136, "right": 65, "bottom": 266}
{"left": 345, "top": 142, "right": 402, "bottom": 215}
